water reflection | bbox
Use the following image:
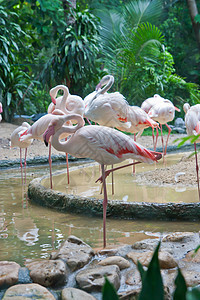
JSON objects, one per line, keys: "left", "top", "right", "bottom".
{"left": 0, "top": 153, "right": 199, "bottom": 265}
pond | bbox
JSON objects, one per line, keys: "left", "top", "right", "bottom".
{"left": 0, "top": 153, "right": 199, "bottom": 266}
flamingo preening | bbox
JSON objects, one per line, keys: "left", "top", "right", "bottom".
{"left": 43, "top": 113, "right": 162, "bottom": 248}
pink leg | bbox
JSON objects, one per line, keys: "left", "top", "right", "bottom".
{"left": 154, "top": 127, "right": 159, "bottom": 151}
{"left": 24, "top": 148, "right": 27, "bottom": 185}
{"left": 160, "top": 124, "right": 165, "bottom": 154}
{"left": 101, "top": 164, "right": 108, "bottom": 248}
{"left": 66, "top": 153, "right": 70, "bottom": 185}
{"left": 164, "top": 123, "right": 172, "bottom": 155}
{"left": 20, "top": 148, "right": 23, "bottom": 185}
{"left": 49, "top": 143, "right": 53, "bottom": 189}
{"left": 86, "top": 118, "right": 92, "bottom": 125}
{"left": 194, "top": 143, "right": 200, "bottom": 201}
{"left": 152, "top": 128, "right": 155, "bottom": 149}
{"left": 111, "top": 164, "right": 114, "bottom": 195}
{"left": 133, "top": 134, "right": 136, "bottom": 174}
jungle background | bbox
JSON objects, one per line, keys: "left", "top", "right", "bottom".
{"left": 0, "top": 0, "right": 200, "bottom": 122}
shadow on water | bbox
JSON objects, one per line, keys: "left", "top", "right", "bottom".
{"left": 0, "top": 153, "right": 199, "bottom": 265}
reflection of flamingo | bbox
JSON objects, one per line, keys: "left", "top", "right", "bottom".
{"left": 11, "top": 122, "right": 33, "bottom": 184}
{"left": 43, "top": 114, "right": 162, "bottom": 248}
{"left": 183, "top": 103, "right": 200, "bottom": 200}
{"left": 19, "top": 111, "right": 66, "bottom": 189}
{"left": 0, "top": 103, "right": 2, "bottom": 122}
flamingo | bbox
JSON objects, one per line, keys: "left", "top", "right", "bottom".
{"left": 0, "top": 102, "right": 3, "bottom": 122}
{"left": 48, "top": 85, "right": 85, "bottom": 184}
{"left": 19, "top": 110, "right": 67, "bottom": 189}
{"left": 183, "top": 103, "right": 200, "bottom": 200}
{"left": 43, "top": 113, "right": 162, "bottom": 248}
{"left": 10, "top": 122, "right": 33, "bottom": 185}
{"left": 141, "top": 94, "right": 180, "bottom": 154}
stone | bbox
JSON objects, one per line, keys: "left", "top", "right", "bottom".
{"left": 2, "top": 283, "right": 56, "bottom": 299}
{"left": 0, "top": 261, "right": 20, "bottom": 287}
{"left": 118, "top": 289, "right": 140, "bottom": 299}
{"left": 25, "top": 259, "right": 67, "bottom": 287}
{"left": 50, "top": 236, "right": 94, "bottom": 271}
{"left": 162, "top": 232, "right": 195, "bottom": 242}
{"left": 76, "top": 265, "right": 120, "bottom": 292}
{"left": 127, "top": 251, "right": 177, "bottom": 269}
{"left": 132, "top": 239, "right": 160, "bottom": 251}
{"left": 183, "top": 249, "right": 200, "bottom": 263}
{"left": 125, "top": 268, "right": 141, "bottom": 286}
{"left": 182, "top": 270, "right": 200, "bottom": 287}
{"left": 98, "top": 256, "right": 131, "bottom": 270}
{"left": 62, "top": 287, "right": 96, "bottom": 300}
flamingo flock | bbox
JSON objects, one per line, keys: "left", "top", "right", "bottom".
{"left": 7, "top": 75, "right": 186, "bottom": 248}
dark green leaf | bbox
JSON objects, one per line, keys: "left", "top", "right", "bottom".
{"left": 173, "top": 268, "right": 187, "bottom": 300}
{"left": 102, "top": 277, "right": 119, "bottom": 300}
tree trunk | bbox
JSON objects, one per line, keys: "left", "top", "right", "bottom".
{"left": 186, "top": 0, "right": 200, "bottom": 50}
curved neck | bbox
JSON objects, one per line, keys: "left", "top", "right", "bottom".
{"left": 88, "top": 75, "right": 114, "bottom": 107}
{"left": 50, "top": 85, "right": 70, "bottom": 114}
{"left": 51, "top": 114, "right": 84, "bottom": 152}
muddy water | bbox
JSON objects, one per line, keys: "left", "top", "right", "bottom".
{"left": 0, "top": 154, "right": 199, "bottom": 266}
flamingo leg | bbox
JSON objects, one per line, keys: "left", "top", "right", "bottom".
{"left": 164, "top": 123, "right": 172, "bottom": 155}
{"left": 96, "top": 161, "right": 142, "bottom": 183}
{"left": 66, "top": 153, "right": 70, "bottom": 185}
{"left": 194, "top": 143, "right": 200, "bottom": 201}
{"left": 49, "top": 142, "right": 53, "bottom": 189}
{"left": 111, "top": 164, "right": 114, "bottom": 195}
{"left": 86, "top": 118, "right": 92, "bottom": 125}
{"left": 152, "top": 128, "right": 155, "bottom": 150}
{"left": 154, "top": 127, "right": 159, "bottom": 151}
{"left": 160, "top": 124, "right": 165, "bottom": 154}
{"left": 133, "top": 134, "right": 136, "bottom": 174}
{"left": 24, "top": 148, "right": 28, "bottom": 185}
{"left": 101, "top": 164, "right": 108, "bottom": 248}
{"left": 20, "top": 148, "right": 23, "bottom": 185}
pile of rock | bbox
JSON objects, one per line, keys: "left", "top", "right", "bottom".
{"left": 1, "top": 233, "right": 200, "bottom": 299}
{"left": 169, "top": 117, "right": 186, "bottom": 134}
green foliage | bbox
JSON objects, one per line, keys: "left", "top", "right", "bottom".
{"left": 102, "top": 277, "right": 119, "bottom": 300}
{"left": 173, "top": 268, "right": 187, "bottom": 300}
{"left": 40, "top": 6, "right": 103, "bottom": 97}
{"left": 138, "top": 242, "right": 164, "bottom": 300}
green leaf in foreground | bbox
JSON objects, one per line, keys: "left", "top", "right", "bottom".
{"left": 173, "top": 268, "right": 187, "bottom": 300}
{"left": 102, "top": 277, "right": 119, "bottom": 300}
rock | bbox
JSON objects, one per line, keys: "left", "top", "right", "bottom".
{"left": 96, "top": 244, "right": 132, "bottom": 257}
{"left": 98, "top": 256, "right": 131, "bottom": 270}
{"left": 174, "top": 118, "right": 185, "bottom": 128}
{"left": 183, "top": 249, "right": 200, "bottom": 263}
{"left": 62, "top": 287, "right": 96, "bottom": 300}
{"left": 25, "top": 259, "right": 67, "bottom": 287}
{"left": 132, "top": 239, "right": 160, "bottom": 251}
{"left": 125, "top": 268, "right": 141, "bottom": 286}
{"left": 2, "top": 283, "right": 56, "bottom": 299}
{"left": 127, "top": 251, "right": 177, "bottom": 269}
{"left": 118, "top": 289, "right": 140, "bottom": 299}
{"left": 162, "top": 232, "right": 195, "bottom": 242}
{"left": 50, "top": 236, "right": 94, "bottom": 271}
{"left": 182, "top": 270, "right": 200, "bottom": 287}
{"left": 76, "top": 265, "right": 120, "bottom": 292}
{"left": 0, "top": 261, "right": 20, "bottom": 287}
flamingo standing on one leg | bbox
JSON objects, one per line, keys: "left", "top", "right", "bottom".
{"left": 183, "top": 103, "right": 200, "bottom": 200}
{"left": 10, "top": 122, "right": 33, "bottom": 185}
{"left": 43, "top": 113, "right": 162, "bottom": 248}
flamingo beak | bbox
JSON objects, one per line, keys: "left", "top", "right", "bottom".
{"left": 175, "top": 106, "right": 180, "bottom": 112}
{"left": 43, "top": 125, "right": 55, "bottom": 147}
{"left": 50, "top": 95, "right": 57, "bottom": 105}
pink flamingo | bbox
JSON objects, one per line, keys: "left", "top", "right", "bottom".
{"left": 10, "top": 122, "right": 33, "bottom": 185}
{"left": 43, "top": 113, "right": 162, "bottom": 248}
{"left": 141, "top": 94, "right": 180, "bottom": 154}
{"left": 183, "top": 103, "right": 200, "bottom": 200}
{"left": 0, "top": 103, "right": 3, "bottom": 122}
{"left": 48, "top": 85, "right": 85, "bottom": 184}
{"left": 19, "top": 110, "right": 67, "bottom": 189}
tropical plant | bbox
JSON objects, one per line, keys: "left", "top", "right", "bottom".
{"left": 40, "top": 6, "right": 103, "bottom": 97}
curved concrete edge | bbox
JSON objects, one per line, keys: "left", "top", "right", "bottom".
{"left": 28, "top": 177, "right": 200, "bottom": 221}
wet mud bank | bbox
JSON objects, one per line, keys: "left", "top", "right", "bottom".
{"left": 28, "top": 177, "right": 200, "bottom": 221}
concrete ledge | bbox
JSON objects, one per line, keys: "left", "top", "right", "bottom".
{"left": 28, "top": 177, "right": 200, "bottom": 221}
